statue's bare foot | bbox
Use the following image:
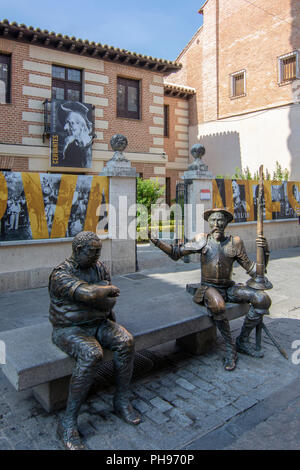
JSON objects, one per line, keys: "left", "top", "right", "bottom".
{"left": 57, "top": 420, "right": 86, "bottom": 450}
{"left": 236, "top": 337, "right": 264, "bottom": 358}
{"left": 113, "top": 397, "right": 141, "bottom": 425}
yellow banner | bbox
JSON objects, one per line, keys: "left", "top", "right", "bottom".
{"left": 0, "top": 172, "right": 8, "bottom": 221}
{"left": 213, "top": 179, "right": 300, "bottom": 222}
{"left": 50, "top": 174, "right": 78, "bottom": 239}
{"left": 0, "top": 172, "right": 109, "bottom": 241}
{"left": 84, "top": 176, "right": 109, "bottom": 233}
{"left": 22, "top": 173, "right": 49, "bottom": 239}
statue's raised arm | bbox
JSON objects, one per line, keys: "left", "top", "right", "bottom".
{"left": 149, "top": 231, "right": 207, "bottom": 261}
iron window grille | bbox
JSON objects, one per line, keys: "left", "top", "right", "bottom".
{"left": 278, "top": 51, "right": 299, "bottom": 84}
{"left": 230, "top": 70, "right": 246, "bottom": 98}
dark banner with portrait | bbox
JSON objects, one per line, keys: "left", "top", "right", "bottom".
{"left": 0, "top": 172, "right": 109, "bottom": 241}
{"left": 212, "top": 179, "right": 300, "bottom": 223}
{"left": 50, "top": 100, "right": 94, "bottom": 168}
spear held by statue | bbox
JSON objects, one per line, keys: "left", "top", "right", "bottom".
{"left": 247, "top": 164, "right": 272, "bottom": 291}
{"left": 247, "top": 165, "right": 288, "bottom": 359}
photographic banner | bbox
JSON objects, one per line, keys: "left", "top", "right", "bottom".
{"left": 213, "top": 179, "right": 300, "bottom": 223}
{"left": 0, "top": 172, "right": 109, "bottom": 241}
{"left": 50, "top": 100, "right": 94, "bottom": 168}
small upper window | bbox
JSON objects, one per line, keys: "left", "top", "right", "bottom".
{"left": 0, "top": 54, "right": 11, "bottom": 104}
{"left": 278, "top": 52, "right": 298, "bottom": 83}
{"left": 52, "top": 65, "right": 82, "bottom": 101}
{"left": 230, "top": 70, "right": 246, "bottom": 98}
{"left": 117, "top": 77, "right": 140, "bottom": 119}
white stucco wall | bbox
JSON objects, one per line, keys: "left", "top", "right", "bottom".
{"left": 190, "top": 103, "right": 300, "bottom": 180}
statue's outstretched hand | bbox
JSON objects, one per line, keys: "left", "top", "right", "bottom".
{"left": 94, "top": 285, "right": 119, "bottom": 301}
{"left": 148, "top": 228, "right": 159, "bottom": 246}
{"left": 92, "top": 285, "right": 119, "bottom": 310}
{"left": 107, "top": 285, "right": 120, "bottom": 297}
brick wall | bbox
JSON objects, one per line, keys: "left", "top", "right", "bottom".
{"left": 0, "top": 156, "right": 28, "bottom": 171}
{"left": 103, "top": 68, "right": 165, "bottom": 155}
{"left": 0, "top": 38, "right": 168, "bottom": 176}
{"left": 217, "top": 0, "right": 297, "bottom": 118}
{"left": 164, "top": 95, "right": 189, "bottom": 162}
{"left": 167, "top": 0, "right": 300, "bottom": 123}
{"left": 0, "top": 35, "right": 196, "bottom": 199}
{"left": 166, "top": 29, "right": 204, "bottom": 126}
{"left": 163, "top": 94, "right": 190, "bottom": 200}
{"left": 0, "top": 39, "right": 30, "bottom": 145}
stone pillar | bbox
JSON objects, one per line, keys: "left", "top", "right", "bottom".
{"left": 183, "top": 144, "right": 213, "bottom": 243}
{"left": 179, "top": 144, "right": 216, "bottom": 353}
{"left": 100, "top": 134, "right": 138, "bottom": 274}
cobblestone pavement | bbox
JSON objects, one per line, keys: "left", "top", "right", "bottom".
{"left": 0, "top": 315, "right": 299, "bottom": 450}
{"left": 0, "top": 245, "right": 300, "bottom": 450}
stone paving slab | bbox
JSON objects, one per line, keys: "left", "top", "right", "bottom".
{"left": 185, "top": 376, "right": 300, "bottom": 450}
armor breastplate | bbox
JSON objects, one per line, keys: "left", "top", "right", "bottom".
{"left": 201, "top": 236, "right": 235, "bottom": 287}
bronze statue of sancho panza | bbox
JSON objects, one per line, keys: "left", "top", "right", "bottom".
{"left": 150, "top": 208, "right": 271, "bottom": 371}
{"left": 49, "top": 231, "right": 140, "bottom": 450}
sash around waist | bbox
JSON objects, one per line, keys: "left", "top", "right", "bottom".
{"left": 201, "top": 278, "right": 235, "bottom": 288}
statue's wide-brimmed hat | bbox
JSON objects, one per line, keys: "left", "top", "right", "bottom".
{"left": 203, "top": 208, "right": 233, "bottom": 223}
{"left": 57, "top": 101, "right": 92, "bottom": 128}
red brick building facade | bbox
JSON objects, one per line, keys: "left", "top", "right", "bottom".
{"left": 167, "top": 0, "right": 300, "bottom": 180}
{"left": 0, "top": 20, "right": 195, "bottom": 202}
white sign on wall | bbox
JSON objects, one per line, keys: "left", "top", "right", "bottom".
{"left": 200, "top": 189, "right": 211, "bottom": 200}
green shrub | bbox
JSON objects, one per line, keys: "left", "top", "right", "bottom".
{"left": 137, "top": 178, "right": 165, "bottom": 216}
{"left": 216, "top": 164, "right": 289, "bottom": 181}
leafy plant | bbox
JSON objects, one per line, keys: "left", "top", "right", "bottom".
{"left": 265, "top": 168, "right": 271, "bottom": 180}
{"left": 136, "top": 178, "right": 165, "bottom": 229}
{"left": 272, "top": 161, "right": 289, "bottom": 181}
{"left": 215, "top": 164, "right": 289, "bottom": 181}
{"left": 273, "top": 161, "right": 283, "bottom": 181}
{"left": 137, "top": 178, "right": 165, "bottom": 211}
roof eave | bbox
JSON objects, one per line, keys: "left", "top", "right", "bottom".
{"left": 0, "top": 20, "right": 181, "bottom": 73}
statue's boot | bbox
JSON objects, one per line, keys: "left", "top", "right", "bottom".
{"left": 215, "top": 319, "right": 237, "bottom": 371}
{"left": 113, "top": 344, "right": 141, "bottom": 425}
{"left": 113, "top": 394, "right": 141, "bottom": 425}
{"left": 57, "top": 419, "right": 86, "bottom": 451}
{"left": 57, "top": 354, "right": 101, "bottom": 450}
{"left": 236, "top": 316, "right": 264, "bottom": 358}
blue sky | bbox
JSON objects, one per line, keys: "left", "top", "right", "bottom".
{"left": 1, "top": 1, "right": 205, "bottom": 61}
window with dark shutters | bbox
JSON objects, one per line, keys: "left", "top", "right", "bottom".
{"left": 117, "top": 77, "right": 140, "bottom": 119}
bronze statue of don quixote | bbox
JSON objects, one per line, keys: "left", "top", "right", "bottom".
{"left": 150, "top": 164, "right": 287, "bottom": 367}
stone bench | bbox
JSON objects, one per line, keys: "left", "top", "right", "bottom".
{"left": 0, "top": 286, "right": 250, "bottom": 412}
